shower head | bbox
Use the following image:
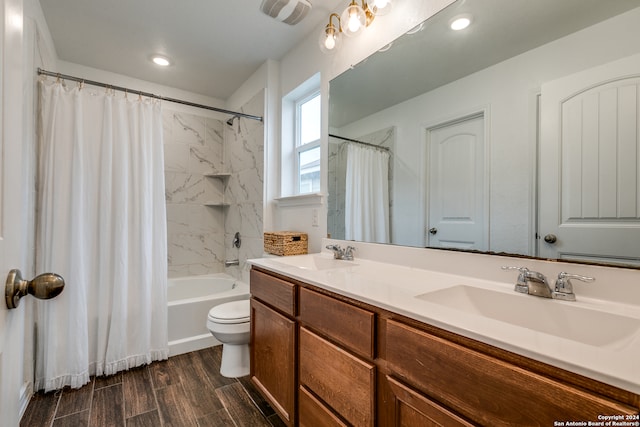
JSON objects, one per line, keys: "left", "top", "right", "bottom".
{"left": 226, "top": 115, "right": 239, "bottom": 126}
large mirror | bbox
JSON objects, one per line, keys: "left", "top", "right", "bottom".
{"left": 328, "top": 0, "right": 640, "bottom": 267}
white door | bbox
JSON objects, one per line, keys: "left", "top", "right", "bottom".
{"left": 1, "top": 0, "right": 27, "bottom": 424}
{"left": 426, "top": 114, "right": 487, "bottom": 250}
{"left": 539, "top": 54, "right": 640, "bottom": 265}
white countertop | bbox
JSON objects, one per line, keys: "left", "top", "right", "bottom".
{"left": 249, "top": 245, "right": 640, "bottom": 395}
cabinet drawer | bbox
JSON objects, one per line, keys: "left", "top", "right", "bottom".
{"left": 299, "top": 386, "right": 349, "bottom": 427}
{"left": 386, "top": 319, "right": 637, "bottom": 426}
{"left": 250, "top": 268, "right": 296, "bottom": 316}
{"left": 300, "top": 327, "right": 375, "bottom": 427}
{"left": 299, "top": 287, "right": 375, "bottom": 359}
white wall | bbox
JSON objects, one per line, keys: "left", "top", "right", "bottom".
{"left": 19, "top": 0, "right": 58, "bottom": 415}
{"left": 333, "top": 7, "right": 640, "bottom": 254}
{"left": 273, "top": 0, "right": 456, "bottom": 253}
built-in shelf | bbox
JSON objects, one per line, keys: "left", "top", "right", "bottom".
{"left": 204, "top": 173, "right": 231, "bottom": 207}
{"left": 204, "top": 172, "right": 231, "bottom": 179}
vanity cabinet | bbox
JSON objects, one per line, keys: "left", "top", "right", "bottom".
{"left": 249, "top": 267, "right": 640, "bottom": 427}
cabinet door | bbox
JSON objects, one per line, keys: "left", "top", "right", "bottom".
{"left": 386, "top": 376, "right": 475, "bottom": 427}
{"left": 250, "top": 298, "right": 296, "bottom": 426}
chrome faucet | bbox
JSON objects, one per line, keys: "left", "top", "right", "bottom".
{"left": 502, "top": 266, "right": 553, "bottom": 298}
{"left": 502, "top": 266, "right": 594, "bottom": 301}
{"left": 326, "top": 244, "right": 356, "bottom": 261}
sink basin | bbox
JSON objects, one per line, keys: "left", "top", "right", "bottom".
{"left": 270, "top": 254, "right": 358, "bottom": 271}
{"left": 416, "top": 285, "right": 640, "bottom": 347}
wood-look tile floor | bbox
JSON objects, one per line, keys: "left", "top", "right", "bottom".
{"left": 20, "top": 346, "right": 286, "bottom": 427}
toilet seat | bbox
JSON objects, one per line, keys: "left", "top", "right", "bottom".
{"left": 208, "top": 299, "right": 250, "bottom": 324}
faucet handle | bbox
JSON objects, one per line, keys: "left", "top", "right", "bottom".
{"left": 344, "top": 246, "right": 356, "bottom": 260}
{"left": 501, "top": 266, "right": 530, "bottom": 293}
{"left": 553, "top": 272, "right": 594, "bottom": 301}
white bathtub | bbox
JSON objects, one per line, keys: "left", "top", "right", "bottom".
{"left": 167, "top": 273, "right": 250, "bottom": 356}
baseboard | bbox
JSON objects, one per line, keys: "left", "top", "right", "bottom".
{"left": 19, "top": 381, "right": 33, "bottom": 420}
{"left": 168, "top": 334, "right": 220, "bottom": 357}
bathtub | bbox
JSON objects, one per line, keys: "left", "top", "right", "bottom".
{"left": 167, "top": 273, "right": 250, "bottom": 356}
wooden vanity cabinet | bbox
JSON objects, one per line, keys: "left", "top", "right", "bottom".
{"left": 250, "top": 267, "right": 640, "bottom": 427}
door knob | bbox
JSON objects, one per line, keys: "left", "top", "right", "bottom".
{"left": 5, "top": 269, "right": 65, "bottom": 309}
{"left": 429, "top": 227, "right": 438, "bottom": 235}
{"left": 544, "top": 234, "right": 557, "bottom": 244}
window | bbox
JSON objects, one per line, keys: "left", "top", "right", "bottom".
{"left": 295, "top": 91, "right": 321, "bottom": 194}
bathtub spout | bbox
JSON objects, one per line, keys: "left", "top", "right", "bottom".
{"left": 224, "top": 259, "right": 240, "bottom": 267}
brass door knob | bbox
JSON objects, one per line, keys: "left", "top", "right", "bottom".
{"left": 5, "top": 269, "right": 65, "bottom": 309}
{"left": 544, "top": 234, "right": 557, "bottom": 244}
{"left": 429, "top": 227, "right": 438, "bottom": 235}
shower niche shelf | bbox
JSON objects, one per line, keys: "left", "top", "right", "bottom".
{"left": 204, "top": 172, "right": 231, "bottom": 180}
{"left": 203, "top": 172, "right": 231, "bottom": 207}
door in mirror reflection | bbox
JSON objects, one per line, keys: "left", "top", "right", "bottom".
{"left": 539, "top": 54, "right": 640, "bottom": 266}
{"left": 426, "top": 114, "right": 487, "bottom": 250}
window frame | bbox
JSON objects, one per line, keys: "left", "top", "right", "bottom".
{"left": 294, "top": 90, "right": 321, "bottom": 195}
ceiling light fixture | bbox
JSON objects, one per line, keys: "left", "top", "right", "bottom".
{"left": 151, "top": 55, "right": 171, "bottom": 67}
{"left": 450, "top": 14, "right": 472, "bottom": 31}
{"left": 319, "top": 0, "right": 394, "bottom": 54}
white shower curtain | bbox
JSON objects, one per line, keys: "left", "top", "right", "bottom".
{"left": 345, "top": 143, "right": 390, "bottom": 243}
{"left": 36, "top": 79, "right": 168, "bottom": 391}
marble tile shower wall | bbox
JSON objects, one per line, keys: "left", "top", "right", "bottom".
{"left": 164, "top": 110, "right": 226, "bottom": 277}
{"left": 223, "top": 90, "right": 265, "bottom": 283}
{"left": 163, "top": 90, "right": 264, "bottom": 280}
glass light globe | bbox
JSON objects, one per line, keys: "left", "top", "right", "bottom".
{"left": 371, "top": 0, "right": 393, "bottom": 16}
{"left": 341, "top": 2, "right": 367, "bottom": 37}
{"left": 319, "top": 24, "right": 342, "bottom": 54}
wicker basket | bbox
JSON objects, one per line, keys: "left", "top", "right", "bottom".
{"left": 264, "top": 231, "right": 308, "bottom": 256}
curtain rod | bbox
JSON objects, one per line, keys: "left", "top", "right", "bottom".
{"left": 37, "top": 68, "right": 263, "bottom": 122}
{"left": 329, "top": 133, "right": 390, "bottom": 151}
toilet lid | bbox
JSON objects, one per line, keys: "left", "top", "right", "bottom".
{"left": 208, "top": 299, "right": 250, "bottom": 324}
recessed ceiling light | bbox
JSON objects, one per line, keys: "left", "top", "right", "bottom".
{"left": 450, "top": 15, "right": 472, "bottom": 31}
{"left": 151, "top": 55, "right": 171, "bottom": 67}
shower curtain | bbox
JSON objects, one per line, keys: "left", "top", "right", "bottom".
{"left": 36, "top": 79, "right": 168, "bottom": 391}
{"left": 345, "top": 143, "right": 390, "bottom": 243}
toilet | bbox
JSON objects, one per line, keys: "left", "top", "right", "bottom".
{"left": 206, "top": 299, "right": 251, "bottom": 378}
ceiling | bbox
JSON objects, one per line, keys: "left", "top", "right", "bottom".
{"left": 39, "top": 0, "right": 344, "bottom": 100}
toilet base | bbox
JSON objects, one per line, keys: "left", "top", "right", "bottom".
{"left": 220, "top": 343, "right": 250, "bottom": 378}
